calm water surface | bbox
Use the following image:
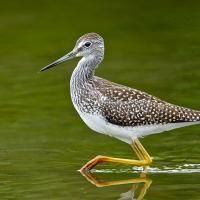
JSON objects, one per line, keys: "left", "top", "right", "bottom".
{"left": 0, "top": 0, "right": 200, "bottom": 199}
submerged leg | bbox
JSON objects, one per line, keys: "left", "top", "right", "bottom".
{"left": 80, "top": 138, "right": 152, "bottom": 172}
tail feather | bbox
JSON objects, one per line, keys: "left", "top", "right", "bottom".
{"left": 174, "top": 107, "right": 200, "bottom": 123}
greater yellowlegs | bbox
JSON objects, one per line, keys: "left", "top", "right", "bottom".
{"left": 40, "top": 33, "right": 200, "bottom": 172}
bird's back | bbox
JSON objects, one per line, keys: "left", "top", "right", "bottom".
{"left": 92, "top": 76, "right": 200, "bottom": 127}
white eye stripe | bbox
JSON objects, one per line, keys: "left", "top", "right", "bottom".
{"left": 77, "top": 41, "right": 84, "bottom": 48}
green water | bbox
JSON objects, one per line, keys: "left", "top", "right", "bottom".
{"left": 0, "top": 0, "right": 200, "bottom": 199}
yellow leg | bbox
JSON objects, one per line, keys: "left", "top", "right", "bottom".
{"left": 134, "top": 139, "right": 152, "bottom": 162}
{"left": 134, "top": 139, "right": 152, "bottom": 172}
{"left": 80, "top": 139, "right": 152, "bottom": 172}
{"left": 132, "top": 140, "right": 144, "bottom": 160}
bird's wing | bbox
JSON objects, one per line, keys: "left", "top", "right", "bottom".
{"left": 93, "top": 76, "right": 200, "bottom": 126}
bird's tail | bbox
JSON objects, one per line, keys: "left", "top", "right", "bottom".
{"left": 188, "top": 110, "right": 200, "bottom": 122}
{"left": 175, "top": 107, "right": 200, "bottom": 123}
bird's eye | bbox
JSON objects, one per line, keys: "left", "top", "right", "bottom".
{"left": 84, "top": 42, "right": 91, "bottom": 47}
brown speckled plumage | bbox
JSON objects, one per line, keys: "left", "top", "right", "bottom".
{"left": 68, "top": 33, "right": 200, "bottom": 129}
{"left": 92, "top": 77, "right": 200, "bottom": 126}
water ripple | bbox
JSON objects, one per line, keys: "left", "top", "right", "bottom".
{"left": 92, "top": 163, "right": 200, "bottom": 174}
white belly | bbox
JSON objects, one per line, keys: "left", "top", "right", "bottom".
{"left": 74, "top": 106, "right": 199, "bottom": 144}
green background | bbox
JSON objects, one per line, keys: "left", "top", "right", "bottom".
{"left": 0, "top": 0, "right": 200, "bottom": 199}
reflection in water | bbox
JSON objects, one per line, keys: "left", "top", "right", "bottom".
{"left": 80, "top": 171, "right": 152, "bottom": 200}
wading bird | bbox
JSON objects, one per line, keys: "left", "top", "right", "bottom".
{"left": 40, "top": 33, "right": 200, "bottom": 172}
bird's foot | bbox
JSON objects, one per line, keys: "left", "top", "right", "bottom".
{"left": 79, "top": 155, "right": 105, "bottom": 173}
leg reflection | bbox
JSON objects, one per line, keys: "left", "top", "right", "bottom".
{"left": 80, "top": 171, "right": 152, "bottom": 200}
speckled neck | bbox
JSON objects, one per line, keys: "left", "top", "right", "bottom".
{"left": 70, "top": 52, "right": 104, "bottom": 107}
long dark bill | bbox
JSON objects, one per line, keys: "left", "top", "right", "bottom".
{"left": 40, "top": 51, "right": 76, "bottom": 72}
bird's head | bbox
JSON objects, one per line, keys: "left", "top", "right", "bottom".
{"left": 40, "top": 33, "right": 104, "bottom": 72}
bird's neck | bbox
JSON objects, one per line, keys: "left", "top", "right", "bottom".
{"left": 70, "top": 52, "right": 104, "bottom": 88}
{"left": 70, "top": 52, "right": 103, "bottom": 108}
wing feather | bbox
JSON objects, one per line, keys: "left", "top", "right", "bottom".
{"left": 93, "top": 76, "right": 200, "bottom": 127}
